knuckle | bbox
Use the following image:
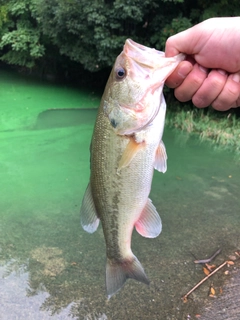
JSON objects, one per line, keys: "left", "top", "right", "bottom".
{"left": 226, "top": 84, "right": 239, "bottom": 98}
{"left": 236, "top": 96, "right": 240, "bottom": 106}
{"left": 211, "top": 77, "right": 225, "bottom": 90}
{"left": 174, "top": 88, "right": 191, "bottom": 102}
{"left": 212, "top": 100, "right": 229, "bottom": 111}
{"left": 212, "top": 80, "right": 240, "bottom": 110}
{"left": 192, "top": 95, "right": 208, "bottom": 108}
{"left": 191, "top": 76, "right": 204, "bottom": 88}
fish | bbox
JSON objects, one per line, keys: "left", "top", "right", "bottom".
{"left": 80, "top": 39, "right": 185, "bottom": 299}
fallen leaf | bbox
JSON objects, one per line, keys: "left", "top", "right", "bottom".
{"left": 205, "top": 263, "right": 216, "bottom": 271}
{"left": 228, "top": 255, "right": 236, "bottom": 261}
{"left": 210, "top": 287, "right": 216, "bottom": 295}
{"left": 203, "top": 267, "right": 210, "bottom": 275}
{"left": 182, "top": 297, "right": 188, "bottom": 303}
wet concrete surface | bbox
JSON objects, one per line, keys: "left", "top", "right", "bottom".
{"left": 0, "top": 69, "right": 239, "bottom": 319}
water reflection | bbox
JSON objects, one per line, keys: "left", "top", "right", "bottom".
{"left": 0, "top": 260, "right": 77, "bottom": 319}
{"left": 0, "top": 254, "right": 108, "bottom": 319}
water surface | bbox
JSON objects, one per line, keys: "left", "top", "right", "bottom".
{"left": 0, "top": 69, "right": 239, "bottom": 319}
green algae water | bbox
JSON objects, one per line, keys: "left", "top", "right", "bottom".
{"left": 0, "top": 69, "right": 240, "bottom": 320}
{"left": 0, "top": 69, "right": 99, "bottom": 131}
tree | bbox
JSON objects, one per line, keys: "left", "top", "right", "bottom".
{"left": 0, "top": 0, "right": 45, "bottom": 68}
{"left": 34, "top": 0, "right": 160, "bottom": 71}
{"left": 1, "top": 0, "right": 240, "bottom": 73}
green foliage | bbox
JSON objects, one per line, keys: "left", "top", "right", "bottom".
{"left": 151, "top": 16, "right": 192, "bottom": 50}
{"left": 198, "top": 0, "right": 240, "bottom": 20}
{"left": 0, "top": 20, "right": 45, "bottom": 67}
{"left": 33, "top": 0, "right": 158, "bottom": 71}
{"left": 1, "top": 0, "right": 240, "bottom": 72}
{"left": 0, "top": 4, "right": 7, "bottom": 28}
{"left": 0, "top": 0, "right": 45, "bottom": 68}
{"left": 0, "top": 4, "right": 11, "bottom": 38}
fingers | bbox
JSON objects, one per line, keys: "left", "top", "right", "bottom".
{"left": 165, "top": 35, "right": 182, "bottom": 57}
{"left": 165, "top": 61, "right": 193, "bottom": 88}
{"left": 165, "top": 28, "right": 197, "bottom": 57}
{"left": 174, "top": 63, "right": 208, "bottom": 102}
{"left": 211, "top": 73, "right": 240, "bottom": 110}
{"left": 166, "top": 64, "right": 240, "bottom": 110}
{"left": 192, "top": 69, "right": 228, "bottom": 108}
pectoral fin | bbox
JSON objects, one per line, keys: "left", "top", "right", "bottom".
{"left": 154, "top": 140, "right": 167, "bottom": 173}
{"left": 80, "top": 183, "right": 99, "bottom": 233}
{"left": 118, "top": 138, "right": 144, "bottom": 170}
{"left": 135, "top": 198, "right": 162, "bottom": 238}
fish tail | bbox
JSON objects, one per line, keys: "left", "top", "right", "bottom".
{"left": 106, "top": 255, "right": 149, "bottom": 299}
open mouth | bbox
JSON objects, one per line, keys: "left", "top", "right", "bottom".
{"left": 124, "top": 39, "right": 165, "bottom": 69}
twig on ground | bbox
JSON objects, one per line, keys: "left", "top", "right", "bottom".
{"left": 182, "top": 260, "right": 228, "bottom": 302}
{"left": 194, "top": 248, "right": 221, "bottom": 264}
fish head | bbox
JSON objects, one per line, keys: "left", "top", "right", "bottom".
{"left": 103, "top": 39, "right": 185, "bottom": 135}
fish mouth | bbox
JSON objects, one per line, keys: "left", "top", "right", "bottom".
{"left": 124, "top": 39, "right": 185, "bottom": 83}
{"left": 124, "top": 39, "right": 165, "bottom": 70}
{"left": 123, "top": 39, "right": 168, "bottom": 98}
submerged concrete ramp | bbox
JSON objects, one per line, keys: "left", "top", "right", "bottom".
{"left": 201, "top": 270, "right": 240, "bottom": 320}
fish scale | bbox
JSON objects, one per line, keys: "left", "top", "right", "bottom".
{"left": 80, "top": 39, "right": 185, "bottom": 298}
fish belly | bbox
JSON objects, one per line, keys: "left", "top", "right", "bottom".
{"left": 90, "top": 109, "right": 159, "bottom": 298}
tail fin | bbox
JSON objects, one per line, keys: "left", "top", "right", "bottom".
{"left": 106, "top": 255, "right": 149, "bottom": 299}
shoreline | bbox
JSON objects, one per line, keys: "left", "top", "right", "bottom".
{"left": 166, "top": 106, "right": 240, "bottom": 158}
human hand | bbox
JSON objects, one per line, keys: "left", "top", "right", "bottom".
{"left": 165, "top": 17, "right": 240, "bottom": 110}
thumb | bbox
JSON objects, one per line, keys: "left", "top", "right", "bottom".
{"left": 165, "top": 29, "right": 194, "bottom": 57}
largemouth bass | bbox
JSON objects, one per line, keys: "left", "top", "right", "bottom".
{"left": 80, "top": 39, "right": 184, "bottom": 298}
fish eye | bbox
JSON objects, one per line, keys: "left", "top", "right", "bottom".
{"left": 116, "top": 67, "right": 126, "bottom": 80}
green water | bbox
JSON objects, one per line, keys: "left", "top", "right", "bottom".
{"left": 0, "top": 69, "right": 239, "bottom": 320}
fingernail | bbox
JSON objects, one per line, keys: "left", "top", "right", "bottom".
{"left": 231, "top": 73, "right": 240, "bottom": 83}
{"left": 199, "top": 65, "right": 208, "bottom": 73}
{"left": 178, "top": 64, "right": 192, "bottom": 78}
{"left": 218, "top": 69, "right": 227, "bottom": 75}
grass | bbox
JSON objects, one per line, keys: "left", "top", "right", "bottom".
{"left": 166, "top": 104, "right": 240, "bottom": 157}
